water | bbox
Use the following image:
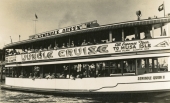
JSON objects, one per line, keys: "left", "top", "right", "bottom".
{"left": 1, "top": 82, "right": 170, "bottom": 103}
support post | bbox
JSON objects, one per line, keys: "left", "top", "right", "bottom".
{"left": 122, "top": 29, "right": 124, "bottom": 41}
{"left": 152, "top": 25, "right": 154, "bottom": 38}
{"left": 135, "top": 27, "right": 139, "bottom": 39}
{"left": 109, "top": 31, "right": 112, "bottom": 42}
{"left": 135, "top": 59, "right": 138, "bottom": 75}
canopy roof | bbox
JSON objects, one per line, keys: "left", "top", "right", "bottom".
{"left": 4, "top": 17, "right": 170, "bottom": 49}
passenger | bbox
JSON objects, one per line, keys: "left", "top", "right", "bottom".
{"left": 93, "top": 39, "right": 98, "bottom": 45}
{"left": 54, "top": 44, "right": 59, "bottom": 50}
{"left": 13, "top": 49, "right": 17, "bottom": 55}
{"left": 28, "top": 48, "right": 32, "bottom": 53}
{"left": 59, "top": 73, "right": 65, "bottom": 78}
{"left": 144, "top": 28, "right": 152, "bottom": 39}
{"left": 19, "top": 74, "right": 23, "bottom": 78}
{"left": 45, "top": 73, "right": 51, "bottom": 79}
{"left": 70, "top": 75, "right": 75, "bottom": 80}
{"left": 112, "top": 38, "right": 115, "bottom": 42}
{"left": 39, "top": 47, "right": 43, "bottom": 52}
{"left": 66, "top": 43, "right": 70, "bottom": 48}
{"left": 71, "top": 65, "right": 77, "bottom": 78}
{"left": 17, "top": 51, "right": 20, "bottom": 55}
{"left": 25, "top": 49, "right": 28, "bottom": 53}
{"left": 48, "top": 44, "right": 52, "bottom": 50}
{"left": 70, "top": 41, "right": 74, "bottom": 47}
{"left": 29, "top": 73, "right": 33, "bottom": 78}
{"left": 106, "top": 39, "right": 109, "bottom": 43}
{"left": 39, "top": 74, "right": 43, "bottom": 79}
{"left": 61, "top": 43, "right": 66, "bottom": 48}
{"left": 87, "top": 41, "right": 92, "bottom": 45}
{"left": 81, "top": 39, "right": 88, "bottom": 46}
{"left": 63, "top": 65, "right": 68, "bottom": 78}
{"left": 51, "top": 73, "right": 55, "bottom": 79}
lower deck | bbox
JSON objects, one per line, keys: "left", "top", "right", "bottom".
{"left": 2, "top": 72, "right": 170, "bottom": 93}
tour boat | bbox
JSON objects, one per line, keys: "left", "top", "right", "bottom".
{"left": 1, "top": 15, "right": 170, "bottom": 95}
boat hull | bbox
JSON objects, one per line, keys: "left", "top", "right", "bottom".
{"left": 2, "top": 72, "right": 170, "bottom": 94}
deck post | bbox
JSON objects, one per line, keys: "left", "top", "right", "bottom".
{"left": 122, "top": 29, "right": 124, "bottom": 41}
{"left": 146, "top": 58, "right": 149, "bottom": 72}
{"left": 109, "top": 31, "right": 112, "bottom": 42}
{"left": 135, "top": 27, "right": 139, "bottom": 39}
{"left": 54, "top": 65, "right": 56, "bottom": 78}
{"left": 152, "top": 25, "right": 154, "bottom": 38}
{"left": 121, "top": 61, "right": 123, "bottom": 75}
{"left": 135, "top": 59, "right": 138, "bottom": 75}
{"left": 152, "top": 58, "right": 154, "bottom": 72}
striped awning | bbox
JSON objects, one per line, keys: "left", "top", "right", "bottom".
{"left": 4, "top": 17, "right": 170, "bottom": 49}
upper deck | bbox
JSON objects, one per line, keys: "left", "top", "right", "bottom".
{"left": 3, "top": 17, "right": 170, "bottom": 49}
{"left": 4, "top": 16, "right": 170, "bottom": 67}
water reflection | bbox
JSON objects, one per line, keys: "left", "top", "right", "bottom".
{"left": 1, "top": 82, "right": 170, "bottom": 103}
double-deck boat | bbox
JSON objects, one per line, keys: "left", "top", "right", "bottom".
{"left": 1, "top": 15, "right": 170, "bottom": 94}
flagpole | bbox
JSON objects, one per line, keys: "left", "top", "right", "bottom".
{"left": 33, "top": 19, "right": 37, "bottom": 34}
{"left": 163, "top": 1, "right": 165, "bottom": 17}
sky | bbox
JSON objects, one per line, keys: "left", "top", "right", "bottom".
{"left": 0, "top": 0, "right": 169, "bottom": 49}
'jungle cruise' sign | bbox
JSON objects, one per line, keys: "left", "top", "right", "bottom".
{"left": 5, "top": 38, "right": 170, "bottom": 63}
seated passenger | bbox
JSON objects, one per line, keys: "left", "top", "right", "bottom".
{"left": 125, "top": 38, "right": 129, "bottom": 41}
{"left": 39, "top": 47, "right": 43, "bottom": 52}
{"left": 70, "top": 41, "right": 74, "bottom": 47}
{"left": 61, "top": 43, "right": 66, "bottom": 48}
{"left": 13, "top": 49, "right": 17, "bottom": 55}
{"left": 19, "top": 74, "right": 24, "bottom": 78}
{"left": 29, "top": 73, "right": 33, "bottom": 78}
{"left": 112, "top": 38, "right": 115, "bottom": 42}
{"left": 45, "top": 73, "right": 51, "bottom": 79}
{"left": 70, "top": 75, "right": 75, "bottom": 80}
{"left": 81, "top": 39, "right": 88, "bottom": 46}
{"left": 87, "top": 41, "right": 92, "bottom": 45}
{"left": 17, "top": 51, "right": 20, "bottom": 55}
{"left": 54, "top": 44, "right": 59, "bottom": 50}
{"left": 66, "top": 43, "right": 70, "bottom": 48}
{"left": 48, "top": 44, "right": 52, "bottom": 50}
{"left": 51, "top": 73, "right": 55, "bottom": 79}
{"left": 28, "top": 48, "right": 32, "bottom": 53}
{"left": 43, "top": 48, "right": 47, "bottom": 50}
{"left": 93, "top": 39, "right": 98, "bottom": 45}
{"left": 59, "top": 73, "right": 65, "bottom": 78}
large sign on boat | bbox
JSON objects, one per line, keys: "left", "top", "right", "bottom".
{"left": 29, "top": 20, "right": 98, "bottom": 39}
{"left": 5, "top": 38, "right": 170, "bottom": 63}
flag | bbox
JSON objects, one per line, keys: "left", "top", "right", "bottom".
{"left": 35, "top": 14, "right": 38, "bottom": 19}
{"left": 158, "top": 4, "right": 164, "bottom": 11}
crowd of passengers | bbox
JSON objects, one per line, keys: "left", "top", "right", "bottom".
{"left": 9, "top": 62, "right": 134, "bottom": 79}
{"left": 5, "top": 39, "right": 105, "bottom": 56}
{"left": 6, "top": 29, "right": 153, "bottom": 56}
{"left": 11, "top": 63, "right": 110, "bottom": 79}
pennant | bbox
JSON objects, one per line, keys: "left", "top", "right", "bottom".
{"left": 35, "top": 14, "right": 38, "bottom": 19}
{"left": 158, "top": 4, "right": 164, "bottom": 11}
{"left": 154, "top": 40, "right": 169, "bottom": 47}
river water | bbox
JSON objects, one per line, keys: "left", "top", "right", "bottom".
{"left": 1, "top": 82, "right": 170, "bottom": 103}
